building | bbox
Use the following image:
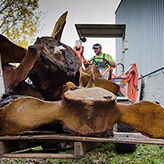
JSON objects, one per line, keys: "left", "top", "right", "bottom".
{"left": 115, "top": 0, "right": 164, "bottom": 106}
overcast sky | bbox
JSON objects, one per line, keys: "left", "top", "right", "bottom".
{"left": 38, "top": 0, "right": 121, "bottom": 61}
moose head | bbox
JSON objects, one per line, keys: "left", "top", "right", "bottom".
{"left": 0, "top": 11, "right": 81, "bottom": 101}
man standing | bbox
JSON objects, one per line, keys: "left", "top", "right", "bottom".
{"left": 90, "top": 43, "right": 116, "bottom": 70}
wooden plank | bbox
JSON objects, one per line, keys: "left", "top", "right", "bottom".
{"left": 113, "top": 132, "right": 164, "bottom": 145}
{"left": 74, "top": 142, "right": 102, "bottom": 157}
{"left": 0, "top": 142, "right": 102, "bottom": 158}
{"left": 0, "top": 141, "right": 41, "bottom": 154}
{"left": 0, "top": 153, "right": 79, "bottom": 159}
{"left": 0, "top": 132, "right": 164, "bottom": 145}
{"left": 0, "top": 132, "right": 164, "bottom": 159}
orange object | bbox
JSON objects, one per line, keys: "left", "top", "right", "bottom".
{"left": 115, "top": 63, "right": 125, "bottom": 78}
{"left": 120, "top": 87, "right": 126, "bottom": 96}
{"left": 124, "top": 63, "right": 138, "bottom": 102}
{"left": 74, "top": 45, "right": 90, "bottom": 70}
{"left": 74, "top": 45, "right": 138, "bottom": 102}
{"left": 112, "top": 63, "right": 138, "bottom": 103}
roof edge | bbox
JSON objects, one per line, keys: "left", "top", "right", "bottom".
{"left": 115, "top": 0, "right": 123, "bottom": 14}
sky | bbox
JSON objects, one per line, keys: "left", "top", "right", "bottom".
{"left": 38, "top": 0, "right": 121, "bottom": 61}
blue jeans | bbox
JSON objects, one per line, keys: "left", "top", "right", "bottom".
{"left": 98, "top": 68, "right": 105, "bottom": 71}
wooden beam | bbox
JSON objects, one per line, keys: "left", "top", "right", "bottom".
{"left": 0, "top": 141, "right": 41, "bottom": 154}
{"left": 74, "top": 142, "right": 102, "bottom": 157}
{"left": 0, "top": 132, "right": 164, "bottom": 159}
{"left": 0, "top": 132, "right": 164, "bottom": 146}
{"left": 0, "top": 153, "right": 79, "bottom": 159}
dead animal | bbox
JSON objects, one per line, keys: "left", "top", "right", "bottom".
{"left": 0, "top": 66, "right": 163, "bottom": 138}
{"left": 0, "top": 11, "right": 81, "bottom": 101}
{"left": 0, "top": 86, "right": 164, "bottom": 139}
{"left": 78, "top": 65, "right": 119, "bottom": 95}
{"left": 1, "top": 12, "right": 164, "bottom": 140}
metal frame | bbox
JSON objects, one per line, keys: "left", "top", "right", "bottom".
{"left": 75, "top": 24, "right": 126, "bottom": 64}
{"left": 75, "top": 24, "right": 126, "bottom": 39}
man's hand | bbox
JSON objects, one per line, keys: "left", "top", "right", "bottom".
{"left": 105, "top": 58, "right": 116, "bottom": 67}
{"left": 83, "top": 60, "right": 90, "bottom": 68}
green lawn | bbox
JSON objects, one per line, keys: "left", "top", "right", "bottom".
{"left": 1, "top": 143, "right": 164, "bottom": 164}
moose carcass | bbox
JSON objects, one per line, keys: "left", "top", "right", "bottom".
{"left": 78, "top": 65, "right": 119, "bottom": 95}
{"left": 1, "top": 11, "right": 164, "bottom": 141}
{"left": 0, "top": 11, "right": 119, "bottom": 102}
{"left": 0, "top": 10, "right": 122, "bottom": 138}
{"left": 0, "top": 66, "right": 164, "bottom": 139}
{"left": 0, "top": 11, "right": 81, "bottom": 101}
{"left": 0, "top": 84, "right": 164, "bottom": 139}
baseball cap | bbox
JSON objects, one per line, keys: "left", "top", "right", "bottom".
{"left": 92, "top": 43, "right": 102, "bottom": 49}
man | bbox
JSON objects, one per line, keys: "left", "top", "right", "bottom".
{"left": 90, "top": 43, "right": 116, "bottom": 70}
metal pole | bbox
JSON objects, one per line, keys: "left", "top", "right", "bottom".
{"left": 122, "top": 38, "right": 125, "bottom": 65}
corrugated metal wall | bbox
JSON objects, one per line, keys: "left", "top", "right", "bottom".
{"left": 115, "top": 0, "right": 164, "bottom": 78}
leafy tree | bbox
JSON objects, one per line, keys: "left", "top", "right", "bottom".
{"left": 0, "top": 0, "right": 43, "bottom": 47}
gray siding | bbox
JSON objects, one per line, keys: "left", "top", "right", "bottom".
{"left": 115, "top": 0, "right": 164, "bottom": 78}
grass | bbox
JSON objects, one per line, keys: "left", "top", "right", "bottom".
{"left": 1, "top": 143, "right": 164, "bottom": 164}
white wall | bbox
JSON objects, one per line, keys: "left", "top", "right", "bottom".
{"left": 115, "top": 0, "right": 164, "bottom": 78}
{"left": 143, "top": 72, "right": 164, "bottom": 107}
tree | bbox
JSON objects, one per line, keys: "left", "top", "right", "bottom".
{"left": 0, "top": 0, "right": 43, "bottom": 47}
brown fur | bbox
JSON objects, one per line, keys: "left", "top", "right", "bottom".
{"left": 1, "top": 12, "right": 163, "bottom": 139}
{"left": 0, "top": 87, "right": 164, "bottom": 139}
{"left": 79, "top": 66, "right": 119, "bottom": 95}
{"left": 2, "top": 38, "right": 44, "bottom": 98}
{"left": 0, "top": 12, "right": 81, "bottom": 101}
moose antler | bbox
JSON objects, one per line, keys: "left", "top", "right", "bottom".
{"left": 3, "top": 38, "right": 44, "bottom": 96}
{"left": 0, "top": 35, "right": 27, "bottom": 64}
{"left": 51, "top": 11, "right": 68, "bottom": 41}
